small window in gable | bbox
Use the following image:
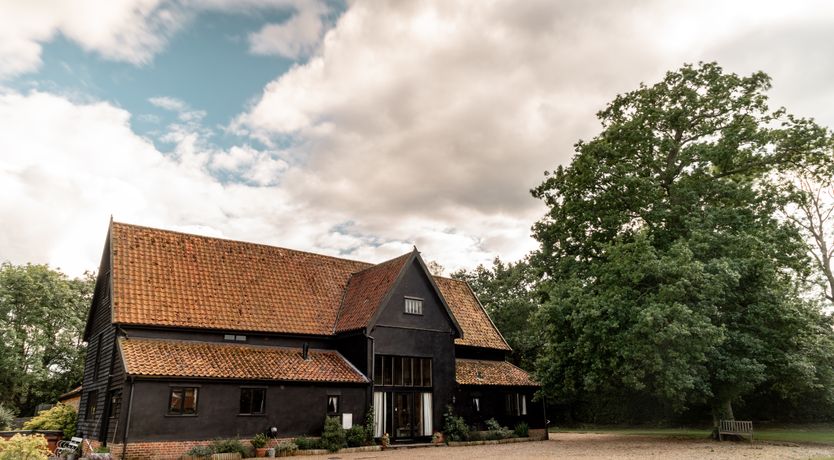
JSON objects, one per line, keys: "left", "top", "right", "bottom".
{"left": 404, "top": 297, "right": 423, "bottom": 315}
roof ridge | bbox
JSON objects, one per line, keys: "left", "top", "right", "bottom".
{"left": 348, "top": 251, "right": 413, "bottom": 276}
{"left": 112, "top": 220, "right": 375, "bottom": 267}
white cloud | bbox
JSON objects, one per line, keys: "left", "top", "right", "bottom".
{"left": 0, "top": 0, "right": 332, "bottom": 80}
{"left": 248, "top": 4, "right": 328, "bottom": 59}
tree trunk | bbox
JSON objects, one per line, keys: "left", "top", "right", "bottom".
{"left": 711, "top": 399, "right": 734, "bottom": 427}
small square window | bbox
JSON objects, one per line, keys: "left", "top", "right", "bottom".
{"left": 168, "top": 387, "right": 198, "bottom": 415}
{"left": 327, "top": 396, "right": 340, "bottom": 415}
{"left": 404, "top": 297, "right": 423, "bottom": 315}
{"left": 240, "top": 388, "right": 266, "bottom": 415}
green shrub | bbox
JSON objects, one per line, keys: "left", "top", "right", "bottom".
{"left": 442, "top": 406, "right": 469, "bottom": 442}
{"left": 293, "top": 437, "right": 320, "bottom": 450}
{"left": 0, "top": 433, "right": 51, "bottom": 460}
{"left": 363, "top": 406, "right": 375, "bottom": 444}
{"left": 0, "top": 404, "right": 14, "bottom": 431}
{"left": 346, "top": 425, "right": 366, "bottom": 447}
{"left": 93, "top": 446, "right": 110, "bottom": 453}
{"left": 484, "top": 418, "right": 512, "bottom": 439}
{"left": 513, "top": 422, "right": 529, "bottom": 438}
{"left": 251, "top": 432, "right": 268, "bottom": 448}
{"left": 210, "top": 438, "right": 248, "bottom": 456}
{"left": 467, "top": 430, "right": 484, "bottom": 441}
{"left": 185, "top": 444, "right": 214, "bottom": 458}
{"left": 275, "top": 440, "right": 297, "bottom": 456}
{"left": 22, "top": 403, "right": 76, "bottom": 438}
{"left": 320, "top": 416, "right": 346, "bottom": 452}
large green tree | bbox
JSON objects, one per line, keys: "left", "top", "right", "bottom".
{"left": 0, "top": 263, "right": 94, "bottom": 416}
{"left": 452, "top": 258, "right": 542, "bottom": 370}
{"left": 531, "top": 62, "right": 834, "bottom": 423}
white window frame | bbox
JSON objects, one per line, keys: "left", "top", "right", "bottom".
{"left": 404, "top": 297, "right": 423, "bottom": 315}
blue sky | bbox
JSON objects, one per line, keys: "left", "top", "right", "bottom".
{"left": 1, "top": 1, "right": 834, "bottom": 276}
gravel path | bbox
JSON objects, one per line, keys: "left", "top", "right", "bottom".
{"left": 301, "top": 433, "right": 834, "bottom": 459}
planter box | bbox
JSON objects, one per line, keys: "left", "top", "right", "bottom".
{"left": 211, "top": 454, "right": 242, "bottom": 460}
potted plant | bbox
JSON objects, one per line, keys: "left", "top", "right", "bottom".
{"left": 90, "top": 446, "right": 112, "bottom": 459}
{"left": 251, "top": 433, "right": 268, "bottom": 457}
{"left": 432, "top": 432, "right": 444, "bottom": 445}
{"left": 380, "top": 433, "right": 390, "bottom": 450}
{"left": 266, "top": 447, "right": 275, "bottom": 458}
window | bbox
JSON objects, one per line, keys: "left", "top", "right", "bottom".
{"left": 168, "top": 387, "right": 198, "bottom": 415}
{"left": 85, "top": 391, "right": 98, "bottom": 420}
{"left": 327, "top": 396, "right": 339, "bottom": 415}
{"left": 108, "top": 390, "right": 122, "bottom": 419}
{"left": 223, "top": 334, "right": 246, "bottom": 342}
{"left": 472, "top": 397, "right": 480, "bottom": 413}
{"left": 373, "top": 356, "right": 431, "bottom": 387}
{"left": 239, "top": 388, "right": 266, "bottom": 415}
{"left": 404, "top": 297, "right": 423, "bottom": 315}
{"left": 505, "top": 393, "right": 527, "bottom": 416}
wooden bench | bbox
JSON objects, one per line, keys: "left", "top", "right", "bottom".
{"left": 718, "top": 420, "right": 753, "bottom": 443}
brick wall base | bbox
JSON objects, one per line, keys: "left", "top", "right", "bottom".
{"left": 92, "top": 437, "right": 295, "bottom": 460}
{"left": 528, "top": 428, "right": 548, "bottom": 440}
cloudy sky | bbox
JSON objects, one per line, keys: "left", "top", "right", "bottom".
{"left": 2, "top": 0, "right": 834, "bottom": 276}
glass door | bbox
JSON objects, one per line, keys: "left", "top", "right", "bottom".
{"left": 393, "top": 392, "right": 414, "bottom": 440}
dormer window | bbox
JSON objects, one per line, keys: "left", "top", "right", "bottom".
{"left": 404, "top": 297, "right": 423, "bottom": 315}
{"left": 224, "top": 334, "right": 246, "bottom": 342}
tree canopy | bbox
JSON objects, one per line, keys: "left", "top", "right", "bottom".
{"left": 530, "top": 62, "right": 834, "bottom": 421}
{"left": 0, "top": 263, "right": 94, "bottom": 416}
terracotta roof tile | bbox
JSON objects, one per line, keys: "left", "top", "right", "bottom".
{"left": 109, "top": 222, "right": 510, "bottom": 351}
{"left": 119, "top": 337, "right": 367, "bottom": 383}
{"left": 456, "top": 359, "right": 538, "bottom": 386}
{"left": 334, "top": 253, "right": 411, "bottom": 333}
{"left": 434, "top": 277, "right": 511, "bottom": 351}
{"left": 111, "top": 222, "right": 371, "bottom": 336}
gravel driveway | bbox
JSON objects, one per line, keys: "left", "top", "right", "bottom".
{"left": 302, "top": 433, "right": 834, "bottom": 459}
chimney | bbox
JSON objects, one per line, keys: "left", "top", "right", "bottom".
{"left": 302, "top": 342, "right": 309, "bottom": 360}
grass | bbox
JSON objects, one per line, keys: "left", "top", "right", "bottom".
{"left": 549, "top": 424, "right": 834, "bottom": 445}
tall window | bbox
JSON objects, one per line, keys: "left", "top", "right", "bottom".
{"left": 505, "top": 393, "right": 527, "bottom": 416}
{"left": 374, "top": 355, "right": 431, "bottom": 387}
{"left": 168, "top": 387, "right": 198, "bottom": 415}
{"left": 85, "top": 390, "right": 98, "bottom": 420}
{"left": 327, "top": 396, "right": 340, "bottom": 415}
{"left": 404, "top": 297, "right": 423, "bottom": 315}
{"left": 108, "top": 390, "right": 122, "bottom": 419}
{"left": 239, "top": 388, "right": 265, "bottom": 415}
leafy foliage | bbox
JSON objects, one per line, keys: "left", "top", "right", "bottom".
{"left": 484, "top": 418, "right": 513, "bottom": 440}
{"left": 320, "top": 416, "right": 346, "bottom": 452}
{"left": 275, "top": 440, "right": 298, "bottom": 455}
{"left": 0, "top": 433, "right": 51, "bottom": 460}
{"left": 530, "top": 62, "right": 834, "bottom": 421}
{"left": 442, "top": 406, "right": 469, "bottom": 442}
{"left": 345, "top": 425, "right": 366, "bottom": 447}
{"left": 210, "top": 438, "right": 248, "bottom": 456}
{"left": 185, "top": 444, "right": 214, "bottom": 458}
{"left": 0, "top": 404, "right": 14, "bottom": 430}
{"left": 452, "top": 257, "right": 542, "bottom": 369}
{"left": 22, "top": 403, "right": 77, "bottom": 438}
{"left": 250, "top": 432, "right": 267, "bottom": 448}
{"left": 293, "top": 437, "right": 320, "bottom": 450}
{"left": 364, "top": 405, "right": 375, "bottom": 444}
{"left": 0, "top": 263, "right": 94, "bottom": 416}
{"left": 513, "top": 422, "right": 529, "bottom": 438}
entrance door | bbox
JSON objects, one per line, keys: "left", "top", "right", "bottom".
{"left": 393, "top": 392, "right": 414, "bottom": 440}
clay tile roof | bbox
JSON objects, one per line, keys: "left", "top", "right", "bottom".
{"left": 110, "top": 222, "right": 371, "bottom": 336}
{"left": 334, "top": 253, "right": 412, "bottom": 333}
{"left": 456, "top": 359, "right": 538, "bottom": 386}
{"left": 434, "top": 277, "right": 511, "bottom": 351}
{"left": 119, "top": 337, "right": 367, "bottom": 383}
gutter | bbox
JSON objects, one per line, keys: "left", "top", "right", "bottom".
{"left": 120, "top": 376, "right": 135, "bottom": 460}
